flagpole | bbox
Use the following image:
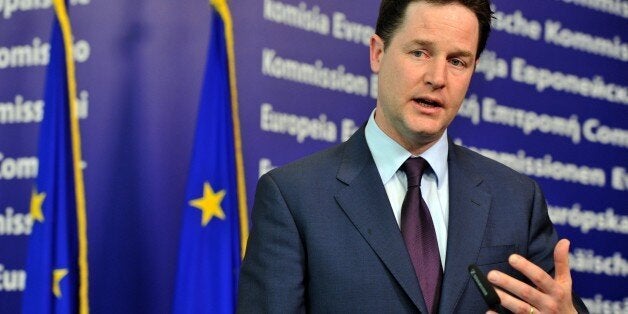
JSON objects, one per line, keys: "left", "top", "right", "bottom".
{"left": 211, "top": 0, "right": 249, "bottom": 258}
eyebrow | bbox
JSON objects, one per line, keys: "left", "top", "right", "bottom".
{"left": 405, "top": 39, "right": 434, "bottom": 50}
{"left": 406, "top": 39, "right": 475, "bottom": 59}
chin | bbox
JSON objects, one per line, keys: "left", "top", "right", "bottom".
{"left": 407, "top": 121, "right": 444, "bottom": 136}
{"left": 406, "top": 128, "right": 443, "bottom": 141}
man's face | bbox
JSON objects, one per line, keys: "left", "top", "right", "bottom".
{"left": 370, "top": 1, "right": 479, "bottom": 154}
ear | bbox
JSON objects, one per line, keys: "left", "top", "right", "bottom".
{"left": 370, "top": 34, "right": 385, "bottom": 73}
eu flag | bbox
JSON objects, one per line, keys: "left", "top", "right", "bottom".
{"left": 173, "top": 0, "right": 249, "bottom": 313}
{"left": 22, "top": 0, "right": 89, "bottom": 313}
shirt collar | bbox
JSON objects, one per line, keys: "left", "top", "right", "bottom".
{"left": 365, "top": 110, "right": 449, "bottom": 187}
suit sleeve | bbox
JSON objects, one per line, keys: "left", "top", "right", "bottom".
{"left": 526, "top": 180, "right": 588, "bottom": 313}
{"left": 237, "top": 173, "right": 306, "bottom": 313}
{"left": 526, "top": 180, "right": 558, "bottom": 273}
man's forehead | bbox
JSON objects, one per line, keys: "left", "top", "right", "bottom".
{"left": 392, "top": 2, "right": 480, "bottom": 54}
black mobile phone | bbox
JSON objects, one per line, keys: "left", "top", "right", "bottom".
{"left": 468, "top": 264, "right": 506, "bottom": 314}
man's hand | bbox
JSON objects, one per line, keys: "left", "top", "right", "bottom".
{"left": 486, "top": 239, "right": 577, "bottom": 314}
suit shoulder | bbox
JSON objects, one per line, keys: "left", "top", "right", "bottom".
{"left": 452, "top": 143, "right": 536, "bottom": 187}
{"left": 263, "top": 141, "right": 346, "bottom": 182}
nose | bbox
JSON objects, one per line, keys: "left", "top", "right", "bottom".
{"left": 424, "top": 59, "right": 446, "bottom": 90}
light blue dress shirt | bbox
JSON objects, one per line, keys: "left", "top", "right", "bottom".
{"left": 365, "top": 111, "right": 450, "bottom": 267}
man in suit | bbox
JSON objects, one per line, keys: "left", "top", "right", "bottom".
{"left": 238, "top": 0, "right": 587, "bottom": 313}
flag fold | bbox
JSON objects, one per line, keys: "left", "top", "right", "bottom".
{"left": 173, "top": 0, "right": 248, "bottom": 313}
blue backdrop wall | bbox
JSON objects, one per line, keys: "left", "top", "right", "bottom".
{"left": 0, "top": 0, "right": 626, "bottom": 313}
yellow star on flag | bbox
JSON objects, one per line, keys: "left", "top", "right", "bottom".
{"left": 189, "top": 181, "right": 226, "bottom": 226}
{"left": 30, "top": 188, "right": 46, "bottom": 223}
{"left": 52, "top": 268, "right": 68, "bottom": 298}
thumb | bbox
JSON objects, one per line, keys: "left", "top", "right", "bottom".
{"left": 554, "top": 239, "right": 572, "bottom": 285}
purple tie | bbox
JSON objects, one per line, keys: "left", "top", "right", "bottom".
{"left": 401, "top": 157, "right": 442, "bottom": 314}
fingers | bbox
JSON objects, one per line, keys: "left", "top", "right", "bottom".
{"left": 487, "top": 240, "right": 577, "bottom": 313}
{"left": 493, "top": 288, "right": 537, "bottom": 314}
{"left": 488, "top": 269, "right": 549, "bottom": 309}
{"left": 506, "top": 254, "right": 555, "bottom": 294}
{"left": 554, "top": 239, "right": 573, "bottom": 286}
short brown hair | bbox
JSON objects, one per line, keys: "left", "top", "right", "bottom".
{"left": 375, "top": 0, "right": 494, "bottom": 58}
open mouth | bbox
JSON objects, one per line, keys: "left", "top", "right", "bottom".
{"left": 413, "top": 98, "right": 442, "bottom": 108}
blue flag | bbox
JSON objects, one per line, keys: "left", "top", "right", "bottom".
{"left": 22, "top": 0, "right": 89, "bottom": 313}
{"left": 173, "top": 0, "right": 249, "bottom": 313}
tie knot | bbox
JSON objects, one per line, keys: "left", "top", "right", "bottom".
{"left": 402, "top": 157, "right": 428, "bottom": 188}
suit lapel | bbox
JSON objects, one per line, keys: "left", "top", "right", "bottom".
{"left": 439, "top": 141, "right": 492, "bottom": 313}
{"left": 334, "top": 128, "right": 427, "bottom": 313}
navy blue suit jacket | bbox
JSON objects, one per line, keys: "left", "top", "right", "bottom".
{"left": 238, "top": 127, "right": 586, "bottom": 313}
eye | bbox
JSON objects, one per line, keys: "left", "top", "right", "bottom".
{"left": 449, "top": 58, "right": 466, "bottom": 67}
{"left": 411, "top": 50, "right": 425, "bottom": 58}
